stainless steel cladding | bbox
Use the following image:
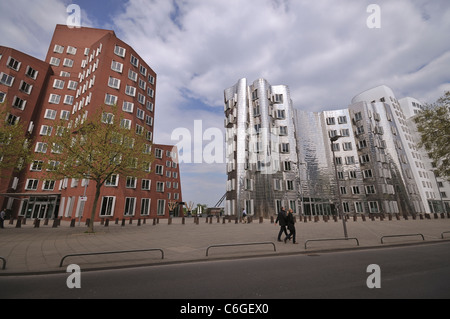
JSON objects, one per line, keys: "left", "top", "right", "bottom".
{"left": 225, "top": 81, "right": 429, "bottom": 218}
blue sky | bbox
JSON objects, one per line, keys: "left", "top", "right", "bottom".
{"left": 1, "top": 0, "right": 450, "bottom": 206}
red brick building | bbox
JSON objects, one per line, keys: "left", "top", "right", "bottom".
{"left": 0, "top": 25, "right": 183, "bottom": 221}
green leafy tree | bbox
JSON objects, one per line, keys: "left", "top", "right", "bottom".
{"left": 414, "top": 91, "right": 450, "bottom": 180}
{"left": 0, "top": 102, "right": 32, "bottom": 177}
{"left": 41, "top": 104, "right": 154, "bottom": 232}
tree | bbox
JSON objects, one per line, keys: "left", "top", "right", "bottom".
{"left": 414, "top": 91, "right": 450, "bottom": 180}
{"left": 0, "top": 102, "right": 32, "bottom": 177}
{"left": 41, "top": 104, "right": 154, "bottom": 232}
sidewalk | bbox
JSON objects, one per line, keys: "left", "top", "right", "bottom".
{"left": 1, "top": 216, "right": 450, "bottom": 275}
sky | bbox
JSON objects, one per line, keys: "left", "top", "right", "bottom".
{"left": 1, "top": 0, "right": 450, "bottom": 207}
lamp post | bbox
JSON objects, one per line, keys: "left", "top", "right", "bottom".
{"left": 330, "top": 135, "right": 348, "bottom": 239}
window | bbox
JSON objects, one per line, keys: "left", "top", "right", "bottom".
{"left": 124, "top": 197, "right": 136, "bottom": 216}
{"left": 343, "top": 142, "right": 352, "bottom": 151}
{"left": 25, "top": 66, "right": 38, "bottom": 79}
{"left": 125, "top": 85, "right": 136, "bottom": 97}
{"left": 105, "top": 93, "right": 118, "bottom": 106}
{"left": 338, "top": 116, "right": 347, "bottom": 124}
{"left": 25, "top": 179, "right": 39, "bottom": 190}
{"left": 145, "top": 115, "right": 153, "bottom": 126}
{"left": 354, "top": 112, "right": 362, "bottom": 121}
{"left": 105, "top": 174, "right": 119, "bottom": 186}
{"left": 19, "top": 80, "right": 32, "bottom": 94}
{"left": 12, "top": 96, "right": 26, "bottom": 110}
{"left": 114, "top": 45, "right": 126, "bottom": 57}
{"left": 352, "top": 186, "right": 360, "bottom": 194}
{"left": 48, "top": 94, "right": 61, "bottom": 104}
{"left": 345, "top": 156, "right": 355, "bottom": 165}
{"left": 138, "top": 78, "right": 146, "bottom": 90}
{"left": 283, "top": 161, "right": 291, "bottom": 171}
{"left": 276, "top": 109, "right": 286, "bottom": 119}
{"left": 63, "top": 58, "right": 74, "bottom": 67}
{"left": 286, "top": 180, "right": 294, "bottom": 191}
{"left": 53, "top": 44, "right": 64, "bottom": 53}
{"left": 64, "top": 95, "right": 74, "bottom": 105}
{"left": 130, "top": 55, "right": 139, "bottom": 67}
{"left": 326, "top": 117, "right": 335, "bottom": 125}
{"left": 42, "top": 180, "right": 55, "bottom": 191}
{"left": 363, "top": 169, "right": 373, "bottom": 178}
{"left": 7, "top": 57, "right": 21, "bottom": 71}
{"left": 49, "top": 57, "right": 60, "bottom": 66}
{"left": 30, "top": 160, "right": 43, "bottom": 171}
{"left": 155, "top": 148, "right": 162, "bottom": 158}
{"left": 365, "top": 185, "right": 376, "bottom": 194}
{"left": 137, "top": 93, "right": 145, "bottom": 105}
{"left": 156, "top": 181, "right": 164, "bottom": 192}
{"left": 273, "top": 179, "right": 282, "bottom": 191}
{"left": 44, "top": 109, "right": 57, "bottom": 119}
{"left": 108, "top": 77, "right": 121, "bottom": 89}
{"left": 273, "top": 94, "right": 283, "bottom": 103}
{"left": 111, "top": 60, "right": 123, "bottom": 73}
{"left": 139, "top": 65, "right": 147, "bottom": 76}
{"left": 142, "top": 179, "right": 151, "bottom": 190}
{"left": 128, "top": 69, "right": 137, "bottom": 82}
{"left": 120, "top": 119, "right": 131, "bottom": 129}
{"left": 155, "top": 165, "right": 164, "bottom": 175}
{"left": 369, "top": 201, "right": 379, "bottom": 213}
{"left": 39, "top": 125, "right": 53, "bottom": 136}
{"left": 126, "top": 176, "right": 137, "bottom": 188}
{"left": 66, "top": 46, "right": 77, "bottom": 55}
{"left": 67, "top": 80, "right": 78, "bottom": 90}
{"left": 157, "top": 199, "right": 166, "bottom": 216}
{"left": 136, "top": 108, "right": 145, "bottom": 120}
{"left": 35, "top": 142, "right": 48, "bottom": 153}
{"left": 122, "top": 101, "right": 134, "bottom": 113}
{"left": 100, "top": 196, "right": 115, "bottom": 216}
{"left": 141, "top": 198, "right": 150, "bottom": 216}
{"left": 0, "top": 72, "right": 14, "bottom": 86}
{"left": 360, "top": 154, "right": 370, "bottom": 164}
{"left": 279, "top": 126, "right": 288, "bottom": 136}
{"left": 280, "top": 143, "right": 290, "bottom": 153}
{"left": 355, "top": 202, "right": 364, "bottom": 213}
{"left": 0, "top": 91, "right": 6, "bottom": 103}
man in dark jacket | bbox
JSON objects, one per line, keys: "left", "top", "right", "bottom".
{"left": 284, "top": 209, "right": 297, "bottom": 244}
{"left": 275, "top": 207, "right": 288, "bottom": 242}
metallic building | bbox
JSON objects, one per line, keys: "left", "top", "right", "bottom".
{"left": 224, "top": 78, "right": 299, "bottom": 218}
{"left": 225, "top": 80, "right": 438, "bottom": 217}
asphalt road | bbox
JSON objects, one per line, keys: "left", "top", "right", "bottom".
{"left": 1, "top": 242, "right": 449, "bottom": 300}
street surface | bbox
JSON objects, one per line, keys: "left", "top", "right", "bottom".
{"left": 1, "top": 241, "right": 449, "bottom": 299}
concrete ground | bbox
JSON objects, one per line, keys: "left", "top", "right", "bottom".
{"left": 1, "top": 215, "right": 449, "bottom": 275}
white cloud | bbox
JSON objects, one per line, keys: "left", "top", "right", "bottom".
{"left": 2, "top": 0, "right": 449, "bottom": 206}
{"left": 108, "top": 0, "right": 450, "bottom": 205}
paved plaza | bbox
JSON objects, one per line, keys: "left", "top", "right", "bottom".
{"left": 1, "top": 215, "right": 450, "bottom": 275}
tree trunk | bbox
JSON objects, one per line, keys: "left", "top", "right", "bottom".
{"left": 87, "top": 182, "right": 101, "bottom": 233}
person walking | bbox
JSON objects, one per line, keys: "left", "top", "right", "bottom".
{"left": 284, "top": 209, "right": 297, "bottom": 244}
{"left": 242, "top": 208, "right": 247, "bottom": 223}
{"left": 275, "top": 207, "right": 288, "bottom": 242}
{"left": 0, "top": 209, "right": 5, "bottom": 229}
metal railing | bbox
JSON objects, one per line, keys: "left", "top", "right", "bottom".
{"left": 304, "top": 237, "right": 359, "bottom": 249}
{"left": 0, "top": 257, "right": 6, "bottom": 270}
{"left": 206, "top": 242, "right": 276, "bottom": 257}
{"left": 441, "top": 231, "right": 450, "bottom": 239}
{"left": 380, "top": 234, "right": 425, "bottom": 244}
{"left": 59, "top": 248, "right": 164, "bottom": 267}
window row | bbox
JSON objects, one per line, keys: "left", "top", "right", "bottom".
{"left": 100, "top": 197, "right": 170, "bottom": 217}
{"left": 105, "top": 175, "right": 179, "bottom": 190}
{"left": 1, "top": 56, "right": 39, "bottom": 80}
